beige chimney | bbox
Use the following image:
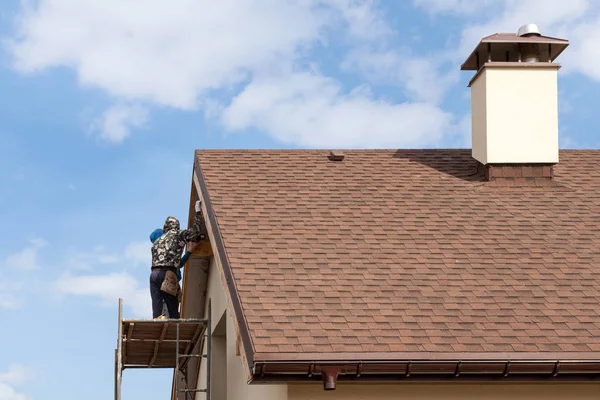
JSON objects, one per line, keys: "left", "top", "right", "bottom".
{"left": 461, "top": 24, "right": 569, "bottom": 166}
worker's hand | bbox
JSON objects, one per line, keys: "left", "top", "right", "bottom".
{"left": 187, "top": 242, "right": 199, "bottom": 252}
{"left": 195, "top": 200, "right": 202, "bottom": 213}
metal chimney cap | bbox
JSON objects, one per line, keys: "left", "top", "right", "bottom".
{"left": 518, "top": 23, "right": 541, "bottom": 37}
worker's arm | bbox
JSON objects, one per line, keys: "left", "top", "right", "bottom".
{"left": 179, "top": 242, "right": 199, "bottom": 268}
{"left": 179, "top": 251, "right": 191, "bottom": 268}
{"left": 178, "top": 200, "right": 206, "bottom": 242}
{"left": 175, "top": 253, "right": 188, "bottom": 281}
{"left": 176, "top": 243, "right": 199, "bottom": 281}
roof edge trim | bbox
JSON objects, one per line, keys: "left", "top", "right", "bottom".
{"left": 254, "top": 351, "right": 600, "bottom": 362}
{"left": 194, "top": 153, "right": 256, "bottom": 373}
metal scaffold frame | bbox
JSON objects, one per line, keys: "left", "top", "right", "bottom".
{"left": 114, "top": 298, "right": 212, "bottom": 400}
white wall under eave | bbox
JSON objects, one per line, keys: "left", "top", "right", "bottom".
{"left": 194, "top": 256, "right": 226, "bottom": 400}
{"left": 206, "top": 257, "right": 227, "bottom": 334}
{"left": 194, "top": 256, "right": 287, "bottom": 400}
{"left": 226, "top": 309, "right": 288, "bottom": 400}
{"left": 289, "top": 383, "right": 600, "bottom": 400}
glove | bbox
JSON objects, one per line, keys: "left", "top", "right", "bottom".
{"left": 195, "top": 200, "right": 202, "bottom": 213}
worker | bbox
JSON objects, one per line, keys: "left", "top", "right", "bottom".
{"left": 149, "top": 229, "right": 199, "bottom": 318}
{"left": 149, "top": 200, "right": 205, "bottom": 319}
{"left": 149, "top": 229, "right": 198, "bottom": 281}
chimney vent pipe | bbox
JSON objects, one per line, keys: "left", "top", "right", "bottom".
{"left": 517, "top": 23, "right": 541, "bottom": 37}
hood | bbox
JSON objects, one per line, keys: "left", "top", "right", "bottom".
{"left": 149, "top": 228, "right": 163, "bottom": 243}
{"left": 163, "top": 216, "right": 180, "bottom": 233}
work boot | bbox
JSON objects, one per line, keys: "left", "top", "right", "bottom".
{"left": 154, "top": 314, "right": 168, "bottom": 320}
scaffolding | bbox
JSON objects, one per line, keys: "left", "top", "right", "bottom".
{"left": 114, "top": 298, "right": 212, "bottom": 400}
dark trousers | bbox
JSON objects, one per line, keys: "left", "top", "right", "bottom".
{"left": 150, "top": 269, "right": 180, "bottom": 318}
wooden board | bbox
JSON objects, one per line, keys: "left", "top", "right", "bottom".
{"left": 191, "top": 241, "right": 213, "bottom": 257}
{"left": 121, "top": 319, "right": 206, "bottom": 369}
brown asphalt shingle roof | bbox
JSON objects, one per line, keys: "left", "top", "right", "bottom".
{"left": 196, "top": 149, "right": 600, "bottom": 355}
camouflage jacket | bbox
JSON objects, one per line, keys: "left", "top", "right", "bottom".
{"left": 151, "top": 212, "right": 206, "bottom": 269}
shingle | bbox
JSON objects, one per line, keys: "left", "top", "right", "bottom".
{"left": 196, "top": 149, "right": 600, "bottom": 355}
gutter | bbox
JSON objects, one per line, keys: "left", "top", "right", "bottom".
{"left": 250, "top": 354, "right": 600, "bottom": 390}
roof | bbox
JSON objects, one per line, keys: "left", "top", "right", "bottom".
{"left": 461, "top": 33, "right": 569, "bottom": 70}
{"left": 194, "top": 149, "right": 600, "bottom": 378}
{"left": 481, "top": 33, "right": 569, "bottom": 44}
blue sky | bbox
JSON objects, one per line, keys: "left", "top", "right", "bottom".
{"left": 1, "top": 1, "right": 600, "bottom": 399}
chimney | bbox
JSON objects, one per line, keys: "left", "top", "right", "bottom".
{"left": 461, "top": 24, "right": 569, "bottom": 183}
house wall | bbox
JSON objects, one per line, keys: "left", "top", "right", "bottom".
{"left": 175, "top": 257, "right": 209, "bottom": 399}
{"left": 192, "top": 256, "right": 225, "bottom": 400}
{"left": 193, "top": 256, "right": 287, "bottom": 400}
{"left": 225, "top": 308, "right": 288, "bottom": 400}
{"left": 470, "top": 65, "right": 559, "bottom": 165}
{"left": 182, "top": 257, "right": 210, "bottom": 319}
{"left": 288, "top": 383, "right": 600, "bottom": 400}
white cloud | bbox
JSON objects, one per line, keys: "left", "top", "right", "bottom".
{"left": 65, "top": 241, "right": 149, "bottom": 270}
{"left": 123, "top": 241, "right": 150, "bottom": 267}
{"left": 54, "top": 272, "right": 149, "bottom": 317}
{"left": 6, "top": 0, "right": 344, "bottom": 108}
{"left": 0, "top": 365, "right": 30, "bottom": 387}
{"left": 88, "top": 104, "right": 148, "bottom": 143}
{"left": 3, "top": 238, "right": 47, "bottom": 271}
{"left": 0, "top": 283, "right": 23, "bottom": 310}
{"left": 567, "top": 18, "right": 600, "bottom": 81}
{"left": 452, "top": 114, "right": 472, "bottom": 148}
{"left": 0, "top": 364, "right": 32, "bottom": 400}
{"left": 0, "top": 240, "right": 39, "bottom": 307}
{"left": 5, "top": 0, "right": 460, "bottom": 147}
{"left": 414, "top": 0, "right": 500, "bottom": 15}
{"left": 327, "top": 0, "right": 391, "bottom": 40}
{"left": 0, "top": 383, "right": 28, "bottom": 400}
{"left": 221, "top": 72, "right": 455, "bottom": 148}
{"left": 342, "top": 48, "right": 457, "bottom": 104}
{"left": 52, "top": 239, "right": 154, "bottom": 316}
{"left": 66, "top": 246, "right": 120, "bottom": 271}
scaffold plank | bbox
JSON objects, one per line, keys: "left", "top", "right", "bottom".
{"left": 119, "top": 318, "right": 207, "bottom": 369}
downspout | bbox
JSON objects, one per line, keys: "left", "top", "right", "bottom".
{"left": 321, "top": 367, "right": 340, "bottom": 390}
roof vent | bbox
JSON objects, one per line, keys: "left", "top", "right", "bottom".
{"left": 517, "top": 23, "right": 541, "bottom": 37}
{"left": 328, "top": 151, "right": 344, "bottom": 162}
